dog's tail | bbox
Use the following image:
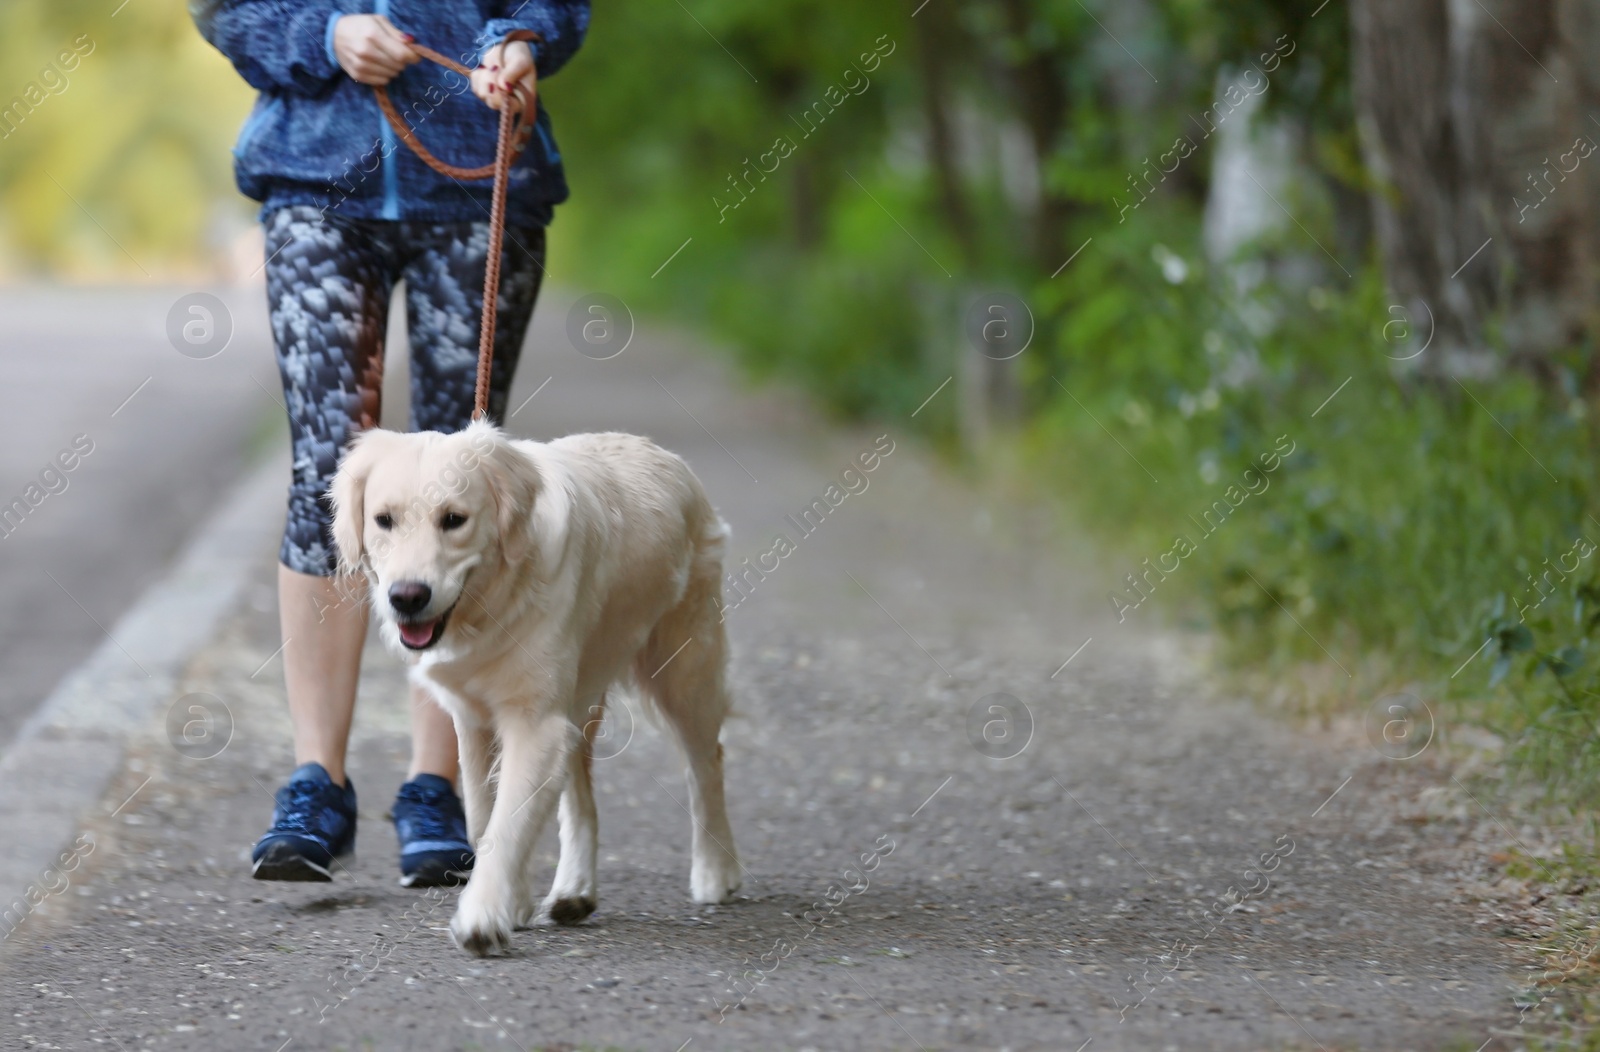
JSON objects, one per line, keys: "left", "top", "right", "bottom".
{"left": 696, "top": 515, "right": 732, "bottom": 631}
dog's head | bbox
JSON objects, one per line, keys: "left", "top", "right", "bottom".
{"left": 330, "top": 421, "right": 541, "bottom": 656}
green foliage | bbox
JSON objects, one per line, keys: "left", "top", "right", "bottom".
{"left": 544, "top": 0, "right": 926, "bottom": 424}
{"left": 1485, "top": 564, "right": 1600, "bottom": 792}
{"left": 549, "top": 1, "right": 1600, "bottom": 801}
{"left": 1033, "top": 233, "right": 1600, "bottom": 796}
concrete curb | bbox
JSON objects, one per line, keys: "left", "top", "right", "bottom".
{"left": 0, "top": 452, "right": 286, "bottom": 921}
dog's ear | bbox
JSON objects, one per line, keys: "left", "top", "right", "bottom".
{"left": 470, "top": 422, "right": 542, "bottom": 565}
{"left": 330, "top": 429, "right": 383, "bottom": 574}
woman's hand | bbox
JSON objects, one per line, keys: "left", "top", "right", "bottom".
{"left": 332, "top": 14, "right": 419, "bottom": 86}
{"left": 471, "top": 41, "right": 538, "bottom": 120}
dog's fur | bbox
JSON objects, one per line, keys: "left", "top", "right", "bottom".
{"left": 331, "top": 421, "right": 740, "bottom": 955}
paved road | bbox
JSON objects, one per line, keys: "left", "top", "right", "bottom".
{"left": 0, "top": 290, "right": 1535, "bottom": 1050}
{"left": 0, "top": 286, "right": 272, "bottom": 745}
{"left": 0, "top": 282, "right": 473, "bottom": 747}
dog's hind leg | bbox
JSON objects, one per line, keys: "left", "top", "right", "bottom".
{"left": 451, "top": 710, "right": 573, "bottom": 956}
{"left": 536, "top": 699, "right": 602, "bottom": 926}
{"left": 639, "top": 593, "right": 741, "bottom": 905}
{"left": 678, "top": 724, "right": 740, "bottom": 903}
{"left": 675, "top": 711, "right": 741, "bottom": 905}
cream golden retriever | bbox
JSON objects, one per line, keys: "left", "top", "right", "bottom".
{"left": 331, "top": 421, "right": 740, "bottom": 955}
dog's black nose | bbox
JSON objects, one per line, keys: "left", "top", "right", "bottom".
{"left": 389, "top": 581, "right": 432, "bottom": 615}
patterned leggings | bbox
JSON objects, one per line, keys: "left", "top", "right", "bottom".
{"left": 263, "top": 205, "right": 546, "bottom": 576}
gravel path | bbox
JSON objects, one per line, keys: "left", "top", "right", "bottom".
{"left": 1, "top": 297, "right": 1538, "bottom": 1050}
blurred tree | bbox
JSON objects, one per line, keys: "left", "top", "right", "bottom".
{"left": 1351, "top": 0, "right": 1600, "bottom": 379}
{"left": 1203, "top": 0, "right": 1367, "bottom": 263}
{"left": 0, "top": 0, "right": 252, "bottom": 276}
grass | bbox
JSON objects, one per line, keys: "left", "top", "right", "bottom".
{"left": 1072, "top": 263, "right": 1600, "bottom": 803}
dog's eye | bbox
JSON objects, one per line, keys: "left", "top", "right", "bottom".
{"left": 441, "top": 512, "right": 468, "bottom": 531}
{"left": 373, "top": 513, "right": 394, "bottom": 530}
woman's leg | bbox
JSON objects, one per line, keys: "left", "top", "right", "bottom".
{"left": 409, "top": 685, "right": 460, "bottom": 781}
{"left": 265, "top": 206, "right": 397, "bottom": 784}
{"left": 404, "top": 222, "right": 546, "bottom": 429}
{"left": 400, "top": 221, "right": 548, "bottom": 779}
{"left": 280, "top": 566, "right": 367, "bottom": 785}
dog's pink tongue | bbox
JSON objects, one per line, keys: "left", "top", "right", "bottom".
{"left": 399, "top": 621, "right": 436, "bottom": 647}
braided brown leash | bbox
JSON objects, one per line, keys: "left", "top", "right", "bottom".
{"left": 373, "top": 30, "right": 540, "bottom": 421}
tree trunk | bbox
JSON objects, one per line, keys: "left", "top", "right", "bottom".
{"left": 913, "top": 0, "right": 982, "bottom": 271}
{"left": 1351, "top": 0, "right": 1599, "bottom": 375}
{"left": 997, "top": 0, "right": 1073, "bottom": 274}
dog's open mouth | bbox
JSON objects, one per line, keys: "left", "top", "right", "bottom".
{"left": 397, "top": 606, "right": 453, "bottom": 651}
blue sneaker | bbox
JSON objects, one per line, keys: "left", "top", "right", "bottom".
{"left": 392, "top": 774, "right": 474, "bottom": 888}
{"left": 251, "top": 762, "right": 357, "bottom": 882}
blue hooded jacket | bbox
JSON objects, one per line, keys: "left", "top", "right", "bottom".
{"left": 192, "top": 0, "right": 589, "bottom": 228}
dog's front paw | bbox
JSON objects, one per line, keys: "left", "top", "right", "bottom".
{"left": 691, "top": 859, "right": 741, "bottom": 904}
{"left": 451, "top": 897, "right": 515, "bottom": 956}
{"left": 546, "top": 894, "right": 598, "bottom": 925}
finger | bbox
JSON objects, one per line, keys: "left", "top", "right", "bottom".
{"left": 351, "top": 38, "right": 404, "bottom": 71}
{"left": 514, "top": 73, "right": 538, "bottom": 119}
{"left": 372, "top": 14, "right": 417, "bottom": 58}
{"left": 351, "top": 64, "right": 392, "bottom": 86}
{"left": 469, "top": 68, "right": 501, "bottom": 108}
{"left": 481, "top": 80, "right": 509, "bottom": 111}
{"left": 500, "top": 48, "right": 533, "bottom": 82}
{"left": 481, "top": 44, "right": 506, "bottom": 84}
{"left": 496, "top": 45, "right": 533, "bottom": 95}
{"left": 373, "top": 15, "right": 407, "bottom": 40}
{"left": 498, "top": 69, "right": 528, "bottom": 99}
{"left": 372, "top": 58, "right": 410, "bottom": 83}
{"left": 357, "top": 52, "right": 405, "bottom": 80}
{"left": 366, "top": 33, "right": 416, "bottom": 69}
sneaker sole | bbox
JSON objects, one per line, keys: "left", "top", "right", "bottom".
{"left": 398, "top": 859, "right": 473, "bottom": 888}
{"left": 252, "top": 842, "right": 337, "bottom": 882}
